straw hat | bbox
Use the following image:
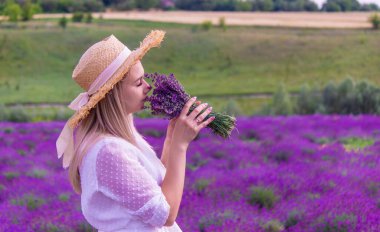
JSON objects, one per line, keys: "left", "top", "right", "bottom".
{"left": 56, "top": 30, "right": 165, "bottom": 168}
{"left": 69, "top": 30, "right": 165, "bottom": 128}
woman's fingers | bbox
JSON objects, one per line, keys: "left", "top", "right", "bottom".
{"left": 178, "top": 97, "right": 214, "bottom": 138}
{"left": 188, "top": 103, "right": 209, "bottom": 121}
{"left": 195, "top": 106, "right": 212, "bottom": 124}
{"left": 196, "top": 115, "right": 215, "bottom": 130}
{"left": 180, "top": 97, "right": 197, "bottom": 118}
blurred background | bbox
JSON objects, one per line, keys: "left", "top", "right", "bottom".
{"left": 0, "top": 0, "right": 380, "bottom": 120}
{"left": 1, "top": 0, "right": 380, "bottom": 231}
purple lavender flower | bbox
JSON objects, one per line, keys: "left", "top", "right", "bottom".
{"left": 145, "top": 73, "right": 190, "bottom": 119}
{"left": 144, "top": 72, "right": 236, "bottom": 138}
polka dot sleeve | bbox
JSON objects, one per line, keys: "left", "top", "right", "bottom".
{"left": 95, "top": 141, "right": 170, "bottom": 228}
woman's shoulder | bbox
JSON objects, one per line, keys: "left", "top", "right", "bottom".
{"left": 82, "top": 135, "right": 139, "bottom": 167}
{"left": 94, "top": 135, "right": 136, "bottom": 152}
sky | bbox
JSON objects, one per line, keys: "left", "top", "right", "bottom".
{"left": 313, "top": 0, "right": 380, "bottom": 7}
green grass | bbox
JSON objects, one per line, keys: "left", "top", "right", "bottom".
{"left": 10, "top": 193, "right": 46, "bottom": 211}
{"left": 3, "top": 171, "right": 20, "bottom": 181}
{"left": 2, "top": 97, "right": 268, "bottom": 120}
{"left": 200, "top": 96, "right": 270, "bottom": 115}
{"left": 340, "top": 137, "right": 375, "bottom": 152}
{"left": 193, "top": 178, "right": 212, "bottom": 195}
{"left": 1, "top": 19, "right": 380, "bottom": 115}
{"left": 248, "top": 186, "right": 278, "bottom": 209}
{"left": 262, "top": 219, "right": 285, "bottom": 232}
{"left": 0, "top": 104, "right": 73, "bottom": 121}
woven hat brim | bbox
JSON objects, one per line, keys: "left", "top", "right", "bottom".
{"left": 68, "top": 30, "right": 165, "bottom": 129}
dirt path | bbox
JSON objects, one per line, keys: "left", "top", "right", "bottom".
{"left": 33, "top": 11, "right": 376, "bottom": 28}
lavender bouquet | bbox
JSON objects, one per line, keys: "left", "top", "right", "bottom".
{"left": 144, "top": 72, "right": 236, "bottom": 138}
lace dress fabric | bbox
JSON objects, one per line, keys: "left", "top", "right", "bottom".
{"left": 79, "top": 136, "right": 182, "bottom": 232}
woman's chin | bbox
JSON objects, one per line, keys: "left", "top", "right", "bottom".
{"left": 130, "top": 106, "right": 145, "bottom": 114}
{"left": 140, "top": 102, "right": 147, "bottom": 111}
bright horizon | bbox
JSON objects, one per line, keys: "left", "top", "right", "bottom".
{"left": 313, "top": 0, "right": 380, "bottom": 7}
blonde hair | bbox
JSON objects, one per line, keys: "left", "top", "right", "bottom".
{"left": 69, "top": 79, "right": 145, "bottom": 194}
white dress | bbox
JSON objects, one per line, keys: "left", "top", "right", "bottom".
{"left": 79, "top": 135, "right": 182, "bottom": 232}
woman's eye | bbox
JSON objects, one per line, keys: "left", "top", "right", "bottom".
{"left": 137, "top": 81, "right": 142, "bottom": 86}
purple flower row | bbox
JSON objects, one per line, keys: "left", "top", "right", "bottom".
{"left": 0, "top": 115, "right": 380, "bottom": 231}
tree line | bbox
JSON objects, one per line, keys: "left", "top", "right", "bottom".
{"left": 0, "top": 0, "right": 379, "bottom": 14}
{"left": 259, "top": 78, "right": 380, "bottom": 116}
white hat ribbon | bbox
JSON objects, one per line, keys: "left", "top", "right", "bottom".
{"left": 68, "top": 46, "right": 131, "bottom": 111}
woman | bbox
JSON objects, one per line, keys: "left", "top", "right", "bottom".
{"left": 56, "top": 31, "right": 215, "bottom": 231}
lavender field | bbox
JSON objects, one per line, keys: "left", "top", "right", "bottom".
{"left": 1, "top": 115, "right": 380, "bottom": 231}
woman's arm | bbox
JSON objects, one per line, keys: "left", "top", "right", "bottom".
{"left": 161, "top": 118, "right": 178, "bottom": 169}
{"left": 160, "top": 142, "right": 187, "bottom": 226}
{"left": 161, "top": 102, "right": 200, "bottom": 168}
{"left": 160, "top": 98, "right": 214, "bottom": 226}
{"left": 160, "top": 138, "right": 171, "bottom": 169}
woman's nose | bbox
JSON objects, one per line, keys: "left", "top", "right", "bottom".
{"left": 145, "top": 82, "right": 152, "bottom": 93}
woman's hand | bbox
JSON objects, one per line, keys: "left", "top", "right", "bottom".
{"left": 165, "top": 101, "right": 201, "bottom": 142}
{"left": 171, "top": 97, "right": 215, "bottom": 148}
